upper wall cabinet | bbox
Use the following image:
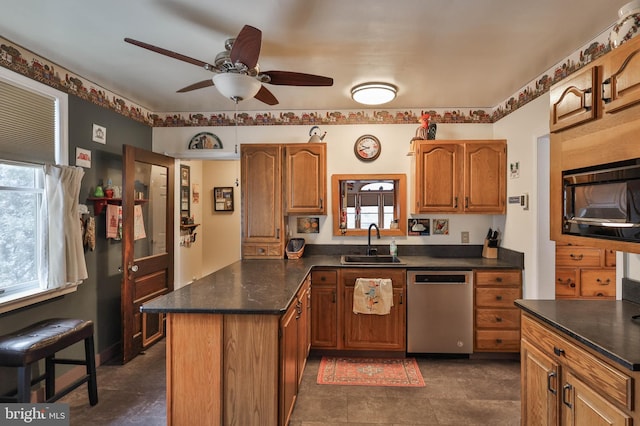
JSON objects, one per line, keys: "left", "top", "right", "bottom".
{"left": 413, "top": 140, "right": 506, "bottom": 214}
{"left": 284, "top": 143, "right": 326, "bottom": 215}
{"left": 550, "top": 65, "right": 601, "bottom": 133}
{"left": 603, "top": 40, "right": 640, "bottom": 114}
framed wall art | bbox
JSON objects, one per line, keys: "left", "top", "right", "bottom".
{"left": 180, "top": 165, "right": 190, "bottom": 217}
{"left": 214, "top": 187, "right": 234, "bottom": 212}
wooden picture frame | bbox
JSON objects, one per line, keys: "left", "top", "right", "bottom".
{"left": 180, "top": 165, "right": 190, "bottom": 217}
{"left": 214, "top": 187, "right": 234, "bottom": 212}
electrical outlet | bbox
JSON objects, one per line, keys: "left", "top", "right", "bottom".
{"left": 461, "top": 231, "right": 469, "bottom": 244}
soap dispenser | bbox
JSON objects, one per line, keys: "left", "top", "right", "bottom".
{"left": 390, "top": 238, "right": 398, "bottom": 257}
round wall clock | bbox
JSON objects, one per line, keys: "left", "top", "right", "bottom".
{"left": 354, "top": 134, "right": 381, "bottom": 161}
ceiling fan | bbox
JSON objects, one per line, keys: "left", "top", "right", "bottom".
{"left": 124, "top": 25, "right": 333, "bottom": 105}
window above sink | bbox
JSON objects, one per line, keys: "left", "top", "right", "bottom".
{"left": 331, "top": 174, "right": 407, "bottom": 237}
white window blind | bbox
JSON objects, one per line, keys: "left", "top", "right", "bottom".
{"left": 0, "top": 78, "right": 55, "bottom": 164}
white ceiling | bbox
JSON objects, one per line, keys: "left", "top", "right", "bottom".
{"left": 0, "top": 0, "right": 628, "bottom": 113}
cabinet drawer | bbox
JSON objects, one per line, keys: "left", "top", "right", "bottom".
{"left": 475, "top": 308, "right": 520, "bottom": 329}
{"left": 242, "top": 243, "right": 281, "bottom": 257}
{"left": 311, "top": 269, "right": 337, "bottom": 285}
{"left": 580, "top": 269, "right": 616, "bottom": 298}
{"left": 475, "top": 329, "right": 520, "bottom": 351}
{"left": 521, "top": 315, "right": 632, "bottom": 409}
{"left": 475, "top": 270, "right": 522, "bottom": 286}
{"left": 555, "top": 268, "right": 578, "bottom": 297}
{"left": 555, "top": 246, "right": 602, "bottom": 267}
{"left": 475, "top": 287, "right": 521, "bottom": 308}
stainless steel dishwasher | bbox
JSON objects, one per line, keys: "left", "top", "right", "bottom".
{"left": 407, "top": 270, "right": 473, "bottom": 354}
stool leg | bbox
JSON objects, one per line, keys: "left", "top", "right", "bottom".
{"left": 84, "top": 336, "right": 98, "bottom": 405}
{"left": 45, "top": 356, "right": 55, "bottom": 400}
{"left": 17, "top": 365, "right": 31, "bottom": 403}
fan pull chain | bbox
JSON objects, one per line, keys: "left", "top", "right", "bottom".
{"left": 235, "top": 101, "right": 240, "bottom": 187}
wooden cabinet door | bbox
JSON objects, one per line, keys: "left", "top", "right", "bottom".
{"left": 603, "top": 36, "right": 640, "bottom": 114}
{"left": 311, "top": 284, "right": 338, "bottom": 348}
{"left": 241, "top": 144, "right": 284, "bottom": 258}
{"left": 343, "top": 286, "right": 406, "bottom": 350}
{"left": 279, "top": 302, "right": 298, "bottom": 426}
{"left": 550, "top": 65, "right": 600, "bottom": 132}
{"left": 463, "top": 142, "right": 506, "bottom": 213}
{"left": 414, "top": 142, "right": 462, "bottom": 213}
{"left": 296, "top": 278, "right": 310, "bottom": 386}
{"left": 285, "top": 143, "right": 326, "bottom": 214}
{"left": 563, "top": 372, "right": 631, "bottom": 426}
{"left": 521, "top": 341, "right": 560, "bottom": 426}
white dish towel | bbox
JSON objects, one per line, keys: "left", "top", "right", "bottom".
{"left": 353, "top": 278, "right": 394, "bottom": 315}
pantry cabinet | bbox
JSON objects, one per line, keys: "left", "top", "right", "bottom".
{"left": 241, "top": 144, "right": 284, "bottom": 258}
{"left": 521, "top": 314, "right": 634, "bottom": 426}
{"left": 413, "top": 140, "right": 506, "bottom": 214}
{"left": 474, "top": 269, "right": 522, "bottom": 352}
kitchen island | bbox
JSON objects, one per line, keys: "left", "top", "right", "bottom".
{"left": 142, "top": 254, "right": 521, "bottom": 426}
{"left": 516, "top": 299, "right": 640, "bottom": 424}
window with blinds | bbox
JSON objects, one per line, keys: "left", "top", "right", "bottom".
{"left": 0, "top": 77, "right": 56, "bottom": 165}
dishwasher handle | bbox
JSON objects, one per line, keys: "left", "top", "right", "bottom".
{"left": 411, "top": 273, "right": 470, "bottom": 284}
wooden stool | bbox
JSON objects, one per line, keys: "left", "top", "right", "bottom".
{"left": 0, "top": 318, "right": 98, "bottom": 405}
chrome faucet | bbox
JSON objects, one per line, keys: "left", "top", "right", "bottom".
{"left": 367, "top": 223, "right": 380, "bottom": 256}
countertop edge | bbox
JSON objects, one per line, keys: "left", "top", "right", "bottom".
{"left": 515, "top": 299, "right": 640, "bottom": 371}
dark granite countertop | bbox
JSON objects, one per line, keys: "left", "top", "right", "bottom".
{"left": 515, "top": 299, "right": 640, "bottom": 371}
{"left": 141, "top": 254, "right": 521, "bottom": 315}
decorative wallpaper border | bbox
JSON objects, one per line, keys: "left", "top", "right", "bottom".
{"left": 0, "top": 26, "right": 614, "bottom": 128}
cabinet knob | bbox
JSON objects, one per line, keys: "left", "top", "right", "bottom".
{"left": 553, "top": 346, "right": 565, "bottom": 357}
{"left": 596, "top": 278, "right": 611, "bottom": 285}
{"left": 569, "top": 253, "right": 584, "bottom": 261}
{"left": 495, "top": 295, "right": 503, "bottom": 301}
{"left": 495, "top": 277, "right": 503, "bottom": 283}
{"left": 495, "top": 316, "right": 503, "bottom": 322}
{"left": 495, "top": 338, "right": 503, "bottom": 344}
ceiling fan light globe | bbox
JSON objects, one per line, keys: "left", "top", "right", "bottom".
{"left": 213, "top": 73, "right": 261, "bottom": 102}
{"left": 351, "top": 82, "right": 397, "bottom": 105}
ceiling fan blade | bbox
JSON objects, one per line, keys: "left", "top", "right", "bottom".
{"left": 263, "top": 71, "right": 333, "bottom": 86}
{"left": 177, "top": 79, "right": 214, "bottom": 93}
{"left": 124, "top": 38, "right": 213, "bottom": 69}
{"left": 254, "top": 85, "right": 279, "bottom": 105}
{"left": 230, "top": 25, "right": 262, "bottom": 69}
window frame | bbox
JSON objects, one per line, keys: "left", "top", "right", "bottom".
{"left": 0, "top": 67, "right": 70, "bottom": 314}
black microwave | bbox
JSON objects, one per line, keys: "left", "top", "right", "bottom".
{"left": 563, "top": 160, "right": 640, "bottom": 242}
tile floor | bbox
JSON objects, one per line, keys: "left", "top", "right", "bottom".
{"left": 61, "top": 341, "right": 521, "bottom": 425}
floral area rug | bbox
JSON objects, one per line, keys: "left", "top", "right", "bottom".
{"left": 317, "top": 357, "right": 425, "bottom": 387}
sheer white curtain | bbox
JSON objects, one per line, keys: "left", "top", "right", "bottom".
{"left": 39, "top": 165, "right": 88, "bottom": 289}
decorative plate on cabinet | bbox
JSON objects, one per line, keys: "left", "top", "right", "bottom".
{"left": 188, "top": 132, "right": 223, "bottom": 149}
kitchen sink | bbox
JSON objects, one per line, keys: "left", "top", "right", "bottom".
{"left": 340, "top": 255, "right": 406, "bottom": 265}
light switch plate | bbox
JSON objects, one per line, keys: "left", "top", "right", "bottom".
{"left": 461, "top": 231, "right": 469, "bottom": 243}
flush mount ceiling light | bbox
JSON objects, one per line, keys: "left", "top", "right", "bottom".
{"left": 351, "top": 82, "right": 397, "bottom": 105}
{"left": 213, "top": 73, "right": 262, "bottom": 103}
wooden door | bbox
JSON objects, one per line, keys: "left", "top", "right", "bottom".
{"left": 241, "top": 144, "right": 284, "bottom": 258}
{"left": 563, "top": 372, "right": 631, "bottom": 426}
{"left": 310, "top": 285, "right": 338, "bottom": 348}
{"left": 464, "top": 142, "right": 506, "bottom": 213}
{"left": 414, "top": 142, "right": 462, "bottom": 213}
{"left": 121, "top": 145, "right": 174, "bottom": 363}
{"left": 296, "top": 278, "right": 310, "bottom": 385}
{"left": 603, "top": 35, "right": 640, "bottom": 114}
{"left": 521, "top": 341, "right": 560, "bottom": 426}
{"left": 285, "top": 143, "right": 326, "bottom": 214}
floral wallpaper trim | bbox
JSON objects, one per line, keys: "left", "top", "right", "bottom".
{"left": 0, "top": 26, "right": 614, "bottom": 128}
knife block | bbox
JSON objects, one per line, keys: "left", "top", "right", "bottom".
{"left": 482, "top": 239, "right": 498, "bottom": 259}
